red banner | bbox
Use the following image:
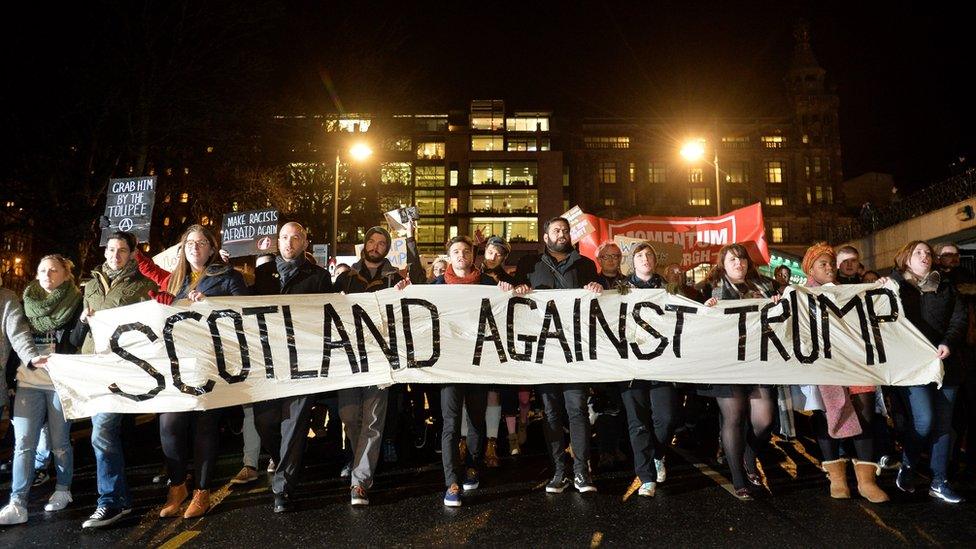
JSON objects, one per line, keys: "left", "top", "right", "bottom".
{"left": 578, "top": 203, "right": 770, "bottom": 269}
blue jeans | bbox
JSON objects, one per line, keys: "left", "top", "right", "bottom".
{"left": 91, "top": 413, "right": 130, "bottom": 508}
{"left": 897, "top": 383, "right": 958, "bottom": 483}
{"left": 10, "top": 388, "right": 73, "bottom": 503}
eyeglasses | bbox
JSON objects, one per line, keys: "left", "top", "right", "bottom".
{"left": 185, "top": 240, "right": 211, "bottom": 249}
{"left": 939, "top": 252, "right": 960, "bottom": 258}
{"left": 599, "top": 254, "right": 622, "bottom": 260}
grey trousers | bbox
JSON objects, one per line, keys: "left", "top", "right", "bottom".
{"left": 441, "top": 384, "right": 488, "bottom": 487}
{"left": 539, "top": 383, "right": 591, "bottom": 477}
{"left": 338, "top": 386, "right": 389, "bottom": 490}
{"left": 254, "top": 395, "right": 314, "bottom": 495}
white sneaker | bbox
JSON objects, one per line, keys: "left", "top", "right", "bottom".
{"left": 0, "top": 502, "right": 28, "bottom": 525}
{"left": 638, "top": 481, "right": 657, "bottom": 497}
{"left": 654, "top": 458, "right": 667, "bottom": 483}
{"left": 44, "top": 490, "right": 73, "bottom": 512}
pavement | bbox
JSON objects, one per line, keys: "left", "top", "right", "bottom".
{"left": 1, "top": 416, "right": 975, "bottom": 548}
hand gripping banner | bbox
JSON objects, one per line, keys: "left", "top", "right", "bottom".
{"left": 47, "top": 282, "right": 941, "bottom": 419}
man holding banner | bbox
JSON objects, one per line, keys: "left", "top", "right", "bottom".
{"left": 514, "top": 217, "right": 602, "bottom": 494}
{"left": 249, "top": 222, "right": 334, "bottom": 513}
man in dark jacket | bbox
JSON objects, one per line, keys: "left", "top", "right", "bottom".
{"left": 514, "top": 217, "right": 602, "bottom": 493}
{"left": 251, "top": 222, "right": 334, "bottom": 513}
{"left": 334, "top": 225, "right": 425, "bottom": 507}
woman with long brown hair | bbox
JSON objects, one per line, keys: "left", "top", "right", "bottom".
{"left": 700, "top": 243, "right": 779, "bottom": 500}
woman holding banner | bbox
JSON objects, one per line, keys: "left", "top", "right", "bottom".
{"left": 700, "top": 243, "right": 779, "bottom": 500}
{"left": 137, "top": 224, "right": 248, "bottom": 519}
{"left": 890, "top": 240, "right": 967, "bottom": 503}
{"left": 0, "top": 255, "right": 81, "bottom": 525}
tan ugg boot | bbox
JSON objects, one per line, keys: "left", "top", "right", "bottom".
{"left": 485, "top": 438, "right": 500, "bottom": 468}
{"left": 159, "top": 482, "right": 189, "bottom": 518}
{"left": 183, "top": 489, "right": 211, "bottom": 518}
{"left": 853, "top": 460, "right": 890, "bottom": 503}
{"left": 821, "top": 459, "right": 851, "bottom": 499}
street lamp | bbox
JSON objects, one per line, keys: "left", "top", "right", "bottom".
{"left": 332, "top": 142, "right": 373, "bottom": 258}
{"left": 680, "top": 138, "right": 722, "bottom": 216}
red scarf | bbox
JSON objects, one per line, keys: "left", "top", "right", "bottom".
{"left": 444, "top": 264, "right": 482, "bottom": 285}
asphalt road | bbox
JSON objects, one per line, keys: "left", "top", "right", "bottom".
{"left": 1, "top": 415, "right": 974, "bottom": 548}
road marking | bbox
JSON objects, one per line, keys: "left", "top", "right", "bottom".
{"left": 621, "top": 476, "right": 641, "bottom": 502}
{"left": 913, "top": 524, "right": 942, "bottom": 547}
{"left": 857, "top": 502, "right": 908, "bottom": 544}
{"left": 671, "top": 447, "right": 738, "bottom": 498}
{"left": 157, "top": 530, "right": 200, "bottom": 549}
{"left": 590, "top": 531, "right": 604, "bottom": 548}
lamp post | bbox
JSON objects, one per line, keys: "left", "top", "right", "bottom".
{"left": 332, "top": 142, "right": 373, "bottom": 258}
{"left": 680, "top": 139, "right": 722, "bottom": 216}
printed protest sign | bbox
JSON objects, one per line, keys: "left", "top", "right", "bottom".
{"left": 220, "top": 208, "right": 279, "bottom": 258}
{"left": 562, "top": 205, "right": 596, "bottom": 244}
{"left": 100, "top": 176, "right": 157, "bottom": 245}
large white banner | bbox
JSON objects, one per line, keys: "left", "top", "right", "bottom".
{"left": 48, "top": 283, "right": 942, "bottom": 419}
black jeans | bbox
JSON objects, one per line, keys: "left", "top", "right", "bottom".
{"left": 254, "top": 395, "right": 314, "bottom": 495}
{"left": 620, "top": 381, "right": 678, "bottom": 483}
{"left": 159, "top": 410, "right": 222, "bottom": 490}
{"left": 441, "top": 384, "right": 487, "bottom": 487}
{"left": 539, "top": 384, "right": 590, "bottom": 477}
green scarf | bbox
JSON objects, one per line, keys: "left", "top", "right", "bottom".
{"left": 23, "top": 280, "right": 82, "bottom": 333}
{"left": 101, "top": 259, "right": 139, "bottom": 283}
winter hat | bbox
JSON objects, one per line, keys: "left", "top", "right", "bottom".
{"left": 802, "top": 242, "right": 836, "bottom": 276}
{"left": 364, "top": 226, "right": 392, "bottom": 252}
{"left": 485, "top": 236, "right": 511, "bottom": 256}
{"left": 835, "top": 246, "right": 859, "bottom": 269}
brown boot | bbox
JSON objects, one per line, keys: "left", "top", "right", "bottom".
{"left": 821, "top": 459, "right": 851, "bottom": 499}
{"left": 508, "top": 432, "right": 521, "bottom": 456}
{"left": 458, "top": 437, "right": 468, "bottom": 462}
{"left": 159, "top": 482, "right": 189, "bottom": 517}
{"left": 183, "top": 489, "right": 211, "bottom": 518}
{"left": 485, "top": 438, "right": 499, "bottom": 468}
{"left": 853, "top": 461, "right": 890, "bottom": 503}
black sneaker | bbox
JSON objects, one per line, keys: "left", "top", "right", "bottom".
{"left": 82, "top": 506, "right": 131, "bottom": 529}
{"left": 574, "top": 473, "right": 597, "bottom": 493}
{"left": 32, "top": 470, "right": 51, "bottom": 487}
{"left": 273, "top": 491, "right": 290, "bottom": 513}
{"left": 546, "top": 474, "right": 570, "bottom": 494}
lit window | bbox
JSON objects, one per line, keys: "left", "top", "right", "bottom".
{"left": 505, "top": 116, "right": 550, "bottom": 131}
{"left": 416, "top": 190, "right": 445, "bottom": 216}
{"left": 770, "top": 223, "right": 788, "bottom": 243}
{"left": 206, "top": 146, "right": 214, "bottom": 153}
{"left": 416, "top": 142, "right": 445, "bottom": 160}
{"left": 179, "top": 192, "right": 189, "bottom": 203}
{"left": 764, "top": 161, "right": 784, "bottom": 183}
{"left": 647, "top": 162, "right": 666, "bottom": 184}
{"left": 765, "top": 191, "right": 785, "bottom": 206}
{"left": 727, "top": 162, "right": 749, "bottom": 183}
{"left": 449, "top": 197, "right": 458, "bottom": 213}
{"left": 471, "top": 135, "right": 504, "bottom": 151}
{"left": 629, "top": 163, "right": 636, "bottom": 183}
{"left": 380, "top": 162, "right": 412, "bottom": 186}
{"left": 730, "top": 196, "right": 746, "bottom": 207}
{"left": 689, "top": 168, "right": 703, "bottom": 183}
{"left": 470, "top": 162, "right": 537, "bottom": 186}
{"left": 722, "top": 136, "right": 750, "bottom": 149}
{"left": 468, "top": 189, "right": 537, "bottom": 214}
{"left": 450, "top": 169, "right": 459, "bottom": 186}
{"left": 416, "top": 222, "right": 445, "bottom": 243}
{"left": 584, "top": 136, "right": 630, "bottom": 149}
{"left": 604, "top": 198, "right": 617, "bottom": 207}
{"left": 327, "top": 117, "right": 371, "bottom": 132}
{"left": 416, "top": 166, "right": 445, "bottom": 187}
{"left": 761, "top": 135, "right": 785, "bottom": 148}
{"left": 384, "top": 137, "right": 412, "bottom": 151}
{"left": 688, "top": 187, "right": 711, "bottom": 206}
{"left": 471, "top": 217, "right": 538, "bottom": 242}
{"left": 599, "top": 162, "right": 617, "bottom": 184}
{"left": 506, "top": 138, "right": 537, "bottom": 151}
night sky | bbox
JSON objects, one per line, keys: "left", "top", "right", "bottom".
{"left": 4, "top": 2, "right": 971, "bottom": 195}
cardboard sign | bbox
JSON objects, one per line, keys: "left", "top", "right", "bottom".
{"left": 152, "top": 244, "right": 182, "bottom": 273}
{"left": 100, "top": 176, "right": 157, "bottom": 245}
{"left": 220, "top": 208, "right": 279, "bottom": 258}
{"left": 562, "top": 205, "right": 596, "bottom": 244}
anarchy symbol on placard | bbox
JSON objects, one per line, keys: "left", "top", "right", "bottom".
{"left": 119, "top": 218, "right": 134, "bottom": 231}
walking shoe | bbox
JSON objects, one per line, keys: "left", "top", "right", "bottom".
{"left": 230, "top": 466, "right": 258, "bottom": 485}
{"left": 655, "top": 458, "right": 667, "bottom": 483}
{"left": 273, "top": 491, "right": 290, "bottom": 513}
{"left": 183, "top": 489, "right": 211, "bottom": 518}
{"left": 82, "top": 506, "right": 131, "bottom": 529}
{"left": 638, "top": 481, "right": 657, "bottom": 497}
{"left": 574, "top": 473, "right": 597, "bottom": 493}
{"left": 0, "top": 502, "right": 28, "bottom": 525}
{"left": 159, "top": 482, "right": 189, "bottom": 518}
{"left": 351, "top": 485, "right": 369, "bottom": 506}
{"left": 929, "top": 480, "right": 966, "bottom": 504}
{"left": 44, "top": 489, "right": 73, "bottom": 512}
{"left": 443, "top": 483, "right": 462, "bottom": 507}
{"left": 340, "top": 462, "right": 352, "bottom": 479}
{"left": 32, "top": 470, "right": 51, "bottom": 487}
{"left": 895, "top": 465, "right": 915, "bottom": 493}
{"left": 734, "top": 487, "right": 754, "bottom": 501}
{"left": 266, "top": 459, "right": 276, "bottom": 473}
{"left": 414, "top": 423, "right": 429, "bottom": 449}
{"left": 507, "top": 433, "right": 521, "bottom": 456}
{"left": 383, "top": 439, "right": 399, "bottom": 463}
{"left": 152, "top": 469, "right": 168, "bottom": 485}
{"left": 462, "top": 468, "right": 480, "bottom": 490}
{"left": 485, "top": 438, "right": 500, "bottom": 468}
{"left": 546, "top": 474, "right": 571, "bottom": 494}
{"left": 458, "top": 437, "right": 468, "bottom": 462}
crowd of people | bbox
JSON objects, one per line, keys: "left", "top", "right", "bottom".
{"left": 0, "top": 216, "right": 973, "bottom": 530}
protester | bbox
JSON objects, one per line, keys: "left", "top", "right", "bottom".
{"left": 72, "top": 232, "right": 157, "bottom": 527}
{"left": 791, "top": 243, "right": 888, "bottom": 503}
{"left": 700, "top": 243, "right": 779, "bottom": 500}
{"left": 429, "top": 259, "right": 448, "bottom": 283}
{"left": 433, "top": 235, "right": 522, "bottom": 506}
{"left": 773, "top": 264, "right": 791, "bottom": 292}
{"left": 0, "top": 255, "right": 80, "bottom": 525}
{"left": 514, "top": 216, "right": 602, "bottom": 493}
{"left": 618, "top": 242, "right": 675, "bottom": 497}
{"left": 663, "top": 263, "right": 703, "bottom": 302}
{"left": 137, "top": 224, "right": 248, "bottom": 518}
{"left": 890, "top": 241, "right": 968, "bottom": 503}
{"left": 333, "top": 224, "right": 425, "bottom": 506}
{"left": 592, "top": 241, "right": 628, "bottom": 471}
{"left": 247, "top": 222, "right": 334, "bottom": 512}
{"left": 835, "top": 245, "right": 862, "bottom": 284}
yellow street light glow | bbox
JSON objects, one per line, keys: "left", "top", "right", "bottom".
{"left": 349, "top": 142, "right": 373, "bottom": 162}
{"left": 680, "top": 139, "right": 706, "bottom": 161}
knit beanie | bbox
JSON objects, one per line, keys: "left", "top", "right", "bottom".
{"left": 364, "top": 226, "right": 392, "bottom": 252}
{"left": 835, "top": 247, "right": 858, "bottom": 269}
{"left": 802, "top": 242, "right": 836, "bottom": 276}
